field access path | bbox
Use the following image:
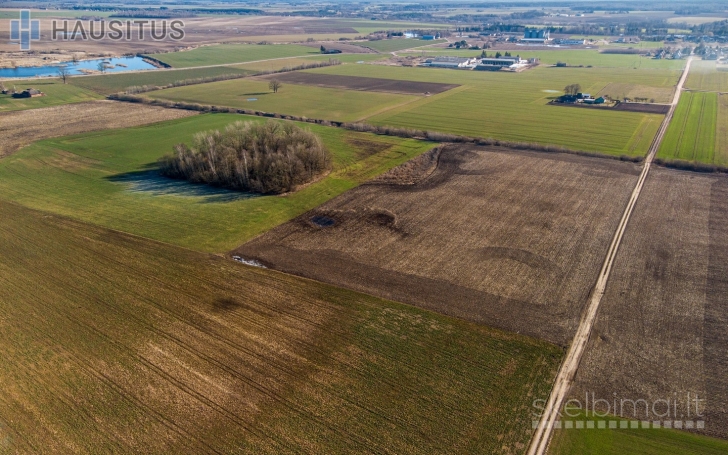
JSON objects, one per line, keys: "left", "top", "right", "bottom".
{"left": 527, "top": 56, "right": 693, "bottom": 455}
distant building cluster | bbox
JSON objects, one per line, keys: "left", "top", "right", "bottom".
{"left": 556, "top": 93, "right": 606, "bottom": 105}
{"left": 422, "top": 55, "right": 537, "bottom": 71}
{"left": 522, "top": 28, "right": 550, "bottom": 44}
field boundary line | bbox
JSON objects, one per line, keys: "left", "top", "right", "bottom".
{"left": 527, "top": 56, "right": 693, "bottom": 455}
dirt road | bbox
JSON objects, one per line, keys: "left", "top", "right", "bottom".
{"left": 527, "top": 56, "right": 693, "bottom": 455}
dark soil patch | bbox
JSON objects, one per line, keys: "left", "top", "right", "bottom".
{"left": 613, "top": 102, "right": 670, "bottom": 114}
{"left": 310, "top": 215, "right": 337, "bottom": 227}
{"left": 345, "top": 136, "right": 394, "bottom": 159}
{"left": 262, "top": 72, "right": 459, "bottom": 95}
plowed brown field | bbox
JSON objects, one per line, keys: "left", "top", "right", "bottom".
{"left": 571, "top": 166, "right": 728, "bottom": 439}
{"left": 235, "top": 145, "right": 641, "bottom": 345}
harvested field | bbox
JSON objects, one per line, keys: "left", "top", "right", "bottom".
{"left": 570, "top": 167, "right": 728, "bottom": 439}
{"left": 597, "top": 82, "right": 675, "bottom": 104}
{"left": 686, "top": 60, "right": 728, "bottom": 93}
{"left": 261, "top": 72, "right": 458, "bottom": 95}
{"left": 613, "top": 102, "right": 671, "bottom": 114}
{"left": 0, "top": 101, "right": 196, "bottom": 157}
{"left": 0, "top": 199, "right": 562, "bottom": 454}
{"left": 235, "top": 144, "right": 642, "bottom": 346}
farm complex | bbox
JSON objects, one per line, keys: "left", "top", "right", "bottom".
{"left": 2, "top": 2, "right": 728, "bottom": 455}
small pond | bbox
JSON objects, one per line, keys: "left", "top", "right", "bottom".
{"left": 0, "top": 56, "right": 157, "bottom": 78}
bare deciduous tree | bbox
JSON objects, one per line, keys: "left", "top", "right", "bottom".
{"left": 57, "top": 66, "right": 70, "bottom": 84}
{"left": 97, "top": 62, "right": 107, "bottom": 73}
{"left": 564, "top": 83, "right": 582, "bottom": 95}
{"left": 268, "top": 79, "right": 282, "bottom": 93}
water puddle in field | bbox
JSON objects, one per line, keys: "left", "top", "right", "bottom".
{"left": 542, "top": 90, "right": 561, "bottom": 93}
{"left": 247, "top": 98, "right": 258, "bottom": 101}
{"left": 310, "top": 215, "right": 336, "bottom": 227}
{"left": 108, "top": 170, "right": 258, "bottom": 202}
{"left": 232, "top": 256, "right": 267, "bottom": 268}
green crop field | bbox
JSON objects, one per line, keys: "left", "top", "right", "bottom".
{"left": 231, "top": 54, "right": 388, "bottom": 72}
{"left": 0, "top": 113, "right": 432, "bottom": 252}
{"left": 657, "top": 91, "right": 721, "bottom": 164}
{"left": 356, "top": 38, "right": 447, "bottom": 53}
{"left": 69, "top": 66, "right": 255, "bottom": 95}
{"left": 0, "top": 199, "right": 562, "bottom": 454}
{"left": 718, "top": 94, "right": 728, "bottom": 161}
{"left": 145, "top": 44, "right": 319, "bottom": 68}
{"left": 0, "top": 80, "right": 102, "bottom": 112}
{"left": 302, "top": 64, "right": 673, "bottom": 156}
{"left": 549, "top": 412, "right": 728, "bottom": 455}
{"left": 147, "top": 77, "right": 418, "bottom": 122}
{"left": 686, "top": 60, "right": 728, "bottom": 93}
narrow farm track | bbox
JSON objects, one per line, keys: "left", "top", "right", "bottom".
{"left": 527, "top": 56, "right": 693, "bottom": 455}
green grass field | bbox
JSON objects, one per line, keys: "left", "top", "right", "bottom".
{"left": 0, "top": 114, "right": 432, "bottom": 252}
{"left": 145, "top": 44, "right": 318, "bottom": 68}
{"left": 549, "top": 412, "right": 728, "bottom": 455}
{"left": 718, "top": 94, "right": 728, "bottom": 162}
{"left": 148, "top": 77, "right": 418, "bottom": 122}
{"left": 686, "top": 60, "right": 728, "bottom": 93}
{"left": 0, "top": 80, "right": 101, "bottom": 111}
{"left": 0, "top": 199, "right": 562, "bottom": 454}
{"left": 657, "top": 91, "right": 722, "bottom": 164}
{"left": 356, "top": 38, "right": 447, "bottom": 53}
{"left": 68, "top": 66, "right": 255, "bottom": 95}
{"left": 231, "top": 53, "right": 387, "bottom": 71}
{"left": 301, "top": 64, "right": 672, "bottom": 156}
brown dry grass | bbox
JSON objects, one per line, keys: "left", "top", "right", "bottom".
{"left": 598, "top": 82, "right": 675, "bottom": 104}
{"left": 236, "top": 144, "right": 641, "bottom": 346}
{"left": 0, "top": 16, "right": 363, "bottom": 56}
{"left": 571, "top": 166, "right": 728, "bottom": 439}
{"left": 0, "top": 100, "right": 195, "bottom": 157}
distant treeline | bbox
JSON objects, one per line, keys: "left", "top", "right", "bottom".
{"left": 159, "top": 121, "right": 331, "bottom": 194}
{"left": 110, "top": 10, "right": 194, "bottom": 18}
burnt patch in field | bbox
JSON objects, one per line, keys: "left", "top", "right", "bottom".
{"left": 235, "top": 145, "right": 640, "bottom": 345}
{"left": 303, "top": 208, "right": 405, "bottom": 235}
{"left": 261, "top": 72, "right": 459, "bottom": 95}
{"left": 310, "top": 215, "right": 337, "bottom": 228}
{"left": 212, "top": 296, "right": 241, "bottom": 312}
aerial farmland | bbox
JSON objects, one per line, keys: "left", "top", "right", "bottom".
{"left": 1, "top": 2, "right": 728, "bottom": 454}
